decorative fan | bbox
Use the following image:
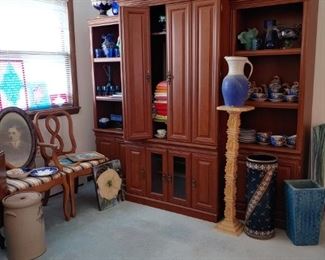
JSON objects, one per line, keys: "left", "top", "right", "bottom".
{"left": 96, "top": 168, "right": 121, "bottom": 201}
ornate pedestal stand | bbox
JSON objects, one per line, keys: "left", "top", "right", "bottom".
{"left": 215, "top": 105, "right": 254, "bottom": 236}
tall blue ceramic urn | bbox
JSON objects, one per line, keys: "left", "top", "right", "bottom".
{"left": 221, "top": 56, "right": 253, "bottom": 106}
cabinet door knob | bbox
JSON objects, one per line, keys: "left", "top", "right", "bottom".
{"left": 167, "top": 175, "right": 172, "bottom": 183}
{"left": 146, "top": 71, "right": 151, "bottom": 81}
{"left": 166, "top": 71, "right": 173, "bottom": 84}
{"left": 192, "top": 179, "right": 197, "bottom": 189}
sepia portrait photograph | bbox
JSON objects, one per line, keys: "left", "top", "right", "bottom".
{"left": 0, "top": 107, "right": 36, "bottom": 168}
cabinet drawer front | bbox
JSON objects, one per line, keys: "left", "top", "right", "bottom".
{"left": 166, "top": 2, "right": 191, "bottom": 142}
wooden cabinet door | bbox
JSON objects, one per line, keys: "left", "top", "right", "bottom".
{"left": 96, "top": 137, "right": 120, "bottom": 160}
{"left": 166, "top": 2, "right": 191, "bottom": 142}
{"left": 191, "top": 153, "right": 217, "bottom": 213}
{"left": 121, "top": 7, "right": 152, "bottom": 140}
{"left": 192, "top": 0, "right": 218, "bottom": 146}
{"left": 167, "top": 150, "right": 191, "bottom": 206}
{"left": 124, "top": 145, "right": 146, "bottom": 196}
{"left": 146, "top": 147, "right": 168, "bottom": 201}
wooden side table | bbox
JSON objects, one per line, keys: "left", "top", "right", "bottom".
{"left": 216, "top": 105, "right": 254, "bottom": 236}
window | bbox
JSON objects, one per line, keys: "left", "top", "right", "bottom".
{"left": 0, "top": 0, "right": 78, "bottom": 113}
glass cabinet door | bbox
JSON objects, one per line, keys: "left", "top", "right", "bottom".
{"left": 168, "top": 150, "right": 191, "bottom": 206}
{"left": 146, "top": 147, "right": 167, "bottom": 201}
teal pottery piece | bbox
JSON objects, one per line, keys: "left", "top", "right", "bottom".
{"left": 284, "top": 179, "right": 325, "bottom": 245}
{"left": 238, "top": 28, "right": 259, "bottom": 50}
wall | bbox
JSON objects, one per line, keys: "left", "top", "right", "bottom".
{"left": 71, "top": 0, "right": 98, "bottom": 152}
{"left": 310, "top": 1, "right": 325, "bottom": 184}
{"left": 312, "top": 0, "right": 325, "bottom": 126}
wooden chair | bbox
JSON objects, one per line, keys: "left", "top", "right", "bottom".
{"left": 0, "top": 107, "right": 70, "bottom": 221}
{"left": 33, "top": 109, "right": 107, "bottom": 217}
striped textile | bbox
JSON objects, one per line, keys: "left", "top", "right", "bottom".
{"left": 58, "top": 158, "right": 108, "bottom": 174}
{"left": 7, "top": 158, "right": 107, "bottom": 194}
{"left": 7, "top": 171, "right": 66, "bottom": 194}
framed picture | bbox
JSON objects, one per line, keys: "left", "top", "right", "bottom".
{"left": 0, "top": 107, "right": 36, "bottom": 168}
{"left": 93, "top": 160, "right": 122, "bottom": 211}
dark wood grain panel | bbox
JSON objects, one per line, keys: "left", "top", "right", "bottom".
{"left": 167, "top": 2, "right": 191, "bottom": 142}
{"left": 125, "top": 145, "right": 146, "bottom": 196}
{"left": 121, "top": 7, "right": 152, "bottom": 140}
{"left": 192, "top": 153, "right": 218, "bottom": 213}
{"left": 192, "top": 0, "right": 218, "bottom": 145}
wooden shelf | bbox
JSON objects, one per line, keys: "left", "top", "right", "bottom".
{"left": 93, "top": 57, "right": 121, "bottom": 63}
{"left": 245, "top": 101, "right": 298, "bottom": 109}
{"left": 93, "top": 128, "right": 123, "bottom": 135}
{"left": 152, "top": 31, "right": 166, "bottom": 35}
{"left": 235, "top": 48, "right": 301, "bottom": 57}
{"left": 96, "top": 96, "right": 122, "bottom": 102}
{"left": 239, "top": 143, "right": 299, "bottom": 154}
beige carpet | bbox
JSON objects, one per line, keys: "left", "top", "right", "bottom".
{"left": 1, "top": 183, "right": 324, "bottom": 260}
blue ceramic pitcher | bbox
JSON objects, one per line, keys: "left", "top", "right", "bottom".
{"left": 221, "top": 56, "right": 253, "bottom": 106}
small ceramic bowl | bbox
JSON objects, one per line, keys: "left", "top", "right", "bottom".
{"left": 256, "top": 132, "right": 272, "bottom": 144}
{"left": 7, "top": 168, "right": 30, "bottom": 179}
{"left": 98, "top": 117, "right": 110, "bottom": 129}
{"left": 270, "top": 92, "right": 284, "bottom": 100}
{"left": 156, "top": 129, "right": 167, "bottom": 138}
{"left": 252, "top": 92, "right": 267, "bottom": 99}
{"left": 270, "top": 135, "right": 286, "bottom": 147}
{"left": 286, "top": 134, "right": 297, "bottom": 147}
{"left": 284, "top": 94, "right": 298, "bottom": 102}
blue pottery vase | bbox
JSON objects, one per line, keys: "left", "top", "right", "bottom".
{"left": 221, "top": 56, "right": 253, "bottom": 106}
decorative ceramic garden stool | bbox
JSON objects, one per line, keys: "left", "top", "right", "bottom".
{"left": 3, "top": 192, "right": 46, "bottom": 260}
{"left": 245, "top": 154, "right": 278, "bottom": 239}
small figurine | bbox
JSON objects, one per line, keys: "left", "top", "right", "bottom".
{"left": 238, "top": 28, "right": 259, "bottom": 50}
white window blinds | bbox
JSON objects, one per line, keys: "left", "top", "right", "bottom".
{"left": 0, "top": 0, "right": 73, "bottom": 111}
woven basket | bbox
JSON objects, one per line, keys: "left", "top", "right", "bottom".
{"left": 284, "top": 179, "right": 325, "bottom": 245}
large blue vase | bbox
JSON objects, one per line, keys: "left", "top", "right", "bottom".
{"left": 221, "top": 56, "right": 253, "bottom": 107}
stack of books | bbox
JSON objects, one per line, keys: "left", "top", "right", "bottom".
{"left": 153, "top": 81, "right": 167, "bottom": 123}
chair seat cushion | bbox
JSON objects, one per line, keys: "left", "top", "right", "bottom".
{"left": 56, "top": 158, "right": 108, "bottom": 174}
{"left": 7, "top": 171, "right": 66, "bottom": 194}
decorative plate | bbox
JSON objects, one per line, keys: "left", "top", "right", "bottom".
{"left": 29, "top": 167, "right": 58, "bottom": 177}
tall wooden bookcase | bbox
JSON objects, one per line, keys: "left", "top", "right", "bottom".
{"left": 225, "top": 0, "right": 318, "bottom": 227}
{"left": 89, "top": 0, "right": 318, "bottom": 225}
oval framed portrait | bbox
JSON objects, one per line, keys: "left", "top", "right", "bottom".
{"left": 0, "top": 107, "right": 36, "bottom": 168}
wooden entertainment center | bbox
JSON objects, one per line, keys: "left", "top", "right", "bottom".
{"left": 88, "top": 0, "right": 318, "bottom": 226}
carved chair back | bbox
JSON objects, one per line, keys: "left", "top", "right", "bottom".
{"left": 33, "top": 110, "right": 77, "bottom": 166}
